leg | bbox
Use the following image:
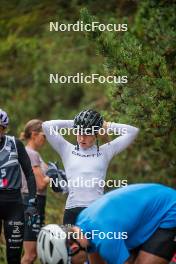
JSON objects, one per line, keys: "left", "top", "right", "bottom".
{"left": 21, "top": 195, "right": 45, "bottom": 264}
{"left": 37, "top": 195, "right": 46, "bottom": 228}
{"left": 125, "top": 247, "right": 140, "bottom": 264}
{"left": 134, "top": 250, "right": 169, "bottom": 264}
{"left": 4, "top": 202, "right": 24, "bottom": 264}
{"left": 134, "top": 227, "right": 176, "bottom": 264}
{"left": 0, "top": 219, "right": 2, "bottom": 235}
{"left": 21, "top": 241, "right": 37, "bottom": 264}
{"left": 125, "top": 256, "right": 136, "bottom": 264}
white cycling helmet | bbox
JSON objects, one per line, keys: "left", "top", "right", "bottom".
{"left": 0, "top": 109, "right": 9, "bottom": 128}
{"left": 37, "top": 224, "right": 68, "bottom": 264}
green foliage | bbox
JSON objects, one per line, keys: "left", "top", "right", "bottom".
{"left": 0, "top": 1, "right": 176, "bottom": 262}
{"left": 0, "top": 2, "right": 115, "bottom": 261}
{"left": 0, "top": 2, "right": 108, "bottom": 135}
{"left": 81, "top": 3, "right": 176, "bottom": 183}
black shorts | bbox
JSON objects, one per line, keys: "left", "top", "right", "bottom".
{"left": 63, "top": 207, "right": 86, "bottom": 226}
{"left": 22, "top": 193, "right": 46, "bottom": 241}
{"left": 132, "top": 227, "right": 176, "bottom": 261}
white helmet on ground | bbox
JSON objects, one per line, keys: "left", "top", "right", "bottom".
{"left": 37, "top": 224, "right": 68, "bottom": 264}
{"left": 0, "top": 109, "right": 9, "bottom": 128}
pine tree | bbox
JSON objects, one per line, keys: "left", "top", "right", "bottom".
{"left": 80, "top": 1, "right": 176, "bottom": 184}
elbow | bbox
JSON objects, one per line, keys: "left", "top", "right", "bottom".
{"left": 42, "top": 121, "right": 51, "bottom": 136}
{"left": 42, "top": 121, "right": 48, "bottom": 132}
{"left": 135, "top": 127, "right": 140, "bottom": 136}
{"left": 129, "top": 127, "right": 139, "bottom": 140}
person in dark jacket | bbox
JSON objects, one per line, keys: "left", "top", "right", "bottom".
{"left": 0, "top": 109, "right": 37, "bottom": 264}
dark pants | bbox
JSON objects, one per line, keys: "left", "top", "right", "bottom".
{"left": 130, "top": 227, "right": 176, "bottom": 262}
{"left": 0, "top": 201, "right": 24, "bottom": 264}
{"left": 63, "top": 207, "right": 86, "bottom": 226}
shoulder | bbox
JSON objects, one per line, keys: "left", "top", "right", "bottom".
{"left": 26, "top": 146, "right": 39, "bottom": 156}
{"left": 25, "top": 147, "right": 42, "bottom": 163}
{"left": 14, "top": 138, "right": 25, "bottom": 149}
{"left": 5, "top": 136, "right": 25, "bottom": 150}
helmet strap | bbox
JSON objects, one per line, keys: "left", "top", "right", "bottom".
{"left": 75, "top": 142, "right": 79, "bottom": 151}
{"left": 0, "top": 132, "right": 5, "bottom": 142}
{"left": 95, "top": 135, "right": 99, "bottom": 156}
{"left": 67, "top": 235, "right": 87, "bottom": 257}
{"left": 67, "top": 256, "right": 72, "bottom": 264}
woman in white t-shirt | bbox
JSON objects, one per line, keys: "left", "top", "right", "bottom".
{"left": 20, "top": 120, "right": 50, "bottom": 264}
{"left": 42, "top": 109, "right": 139, "bottom": 226}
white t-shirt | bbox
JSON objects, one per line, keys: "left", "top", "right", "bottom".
{"left": 42, "top": 120, "right": 139, "bottom": 208}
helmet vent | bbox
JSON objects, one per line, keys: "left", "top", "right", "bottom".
{"left": 42, "top": 234, "right": 46, "bottom": 250}
{"left": 73, "top": 109, "right": 103, "bottom": 135}
{"left": 38, "top": 232, "right": 42, "bottom": 243}
{"left": 39, "top": 258, "right": 44, "bottom": 264}
{"left": 57, "top": 260, "right": 64, "bottom": 264}
{"left": 49, "top": 241, "right": 54, "bottom": 256}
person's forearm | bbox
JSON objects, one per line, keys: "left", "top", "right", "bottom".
{"left": 101, "top": 122, "right": 139, "bottom": 157}
{"left": 105, "top": 121, "right": 139, "bottom": 136}
{"left": 33, "top": 166, "right": 49, "bottom": 191}
{"left": 42, "top": 120, "right": 74, "bottom": 134}
{"left": 42, "top": 120, "right": 73, "bottom": 156}
{"left": 38, "top": 176, "right": 50, "bottom": 191}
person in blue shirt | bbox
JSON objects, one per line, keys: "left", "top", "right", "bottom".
{"left": 52, "top": 183, "right": 176, "bottom": 264}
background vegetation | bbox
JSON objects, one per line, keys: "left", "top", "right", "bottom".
{"left": 0, "top": 0, "right": 175, "bottom": 262}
